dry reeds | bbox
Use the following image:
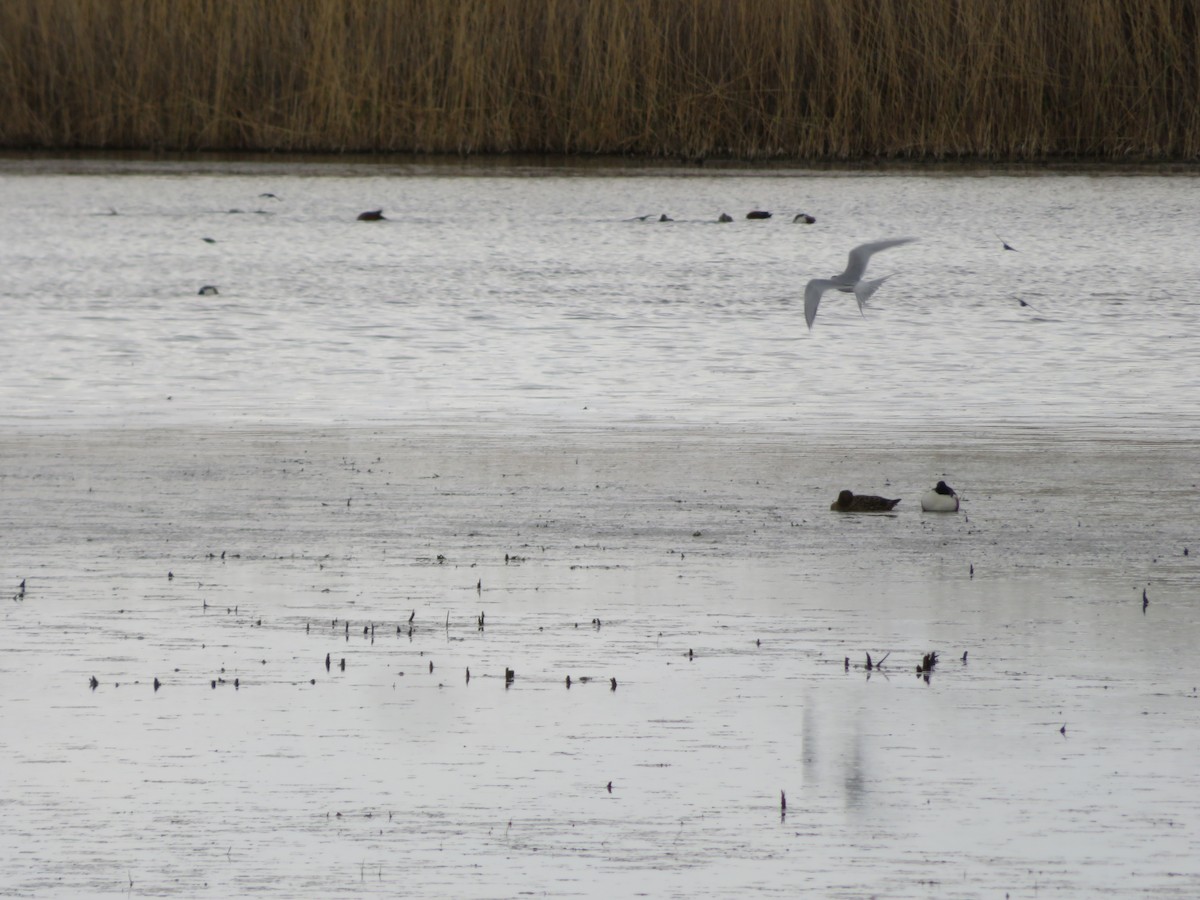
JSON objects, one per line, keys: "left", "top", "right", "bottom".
{"left": 1, "top": 0, "right": 1198, "bottom": 160}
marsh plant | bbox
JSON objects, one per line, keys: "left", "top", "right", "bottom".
{"left": 1, "top": 0, "right": 1197, "bottom": 159}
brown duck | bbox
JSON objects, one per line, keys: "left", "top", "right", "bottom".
{"left": 830, "top": 490, "right": 901, "bottom": 512}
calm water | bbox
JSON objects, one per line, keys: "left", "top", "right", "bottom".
{"left": 2, "top": 159, "right": 1199, "bottom": 898}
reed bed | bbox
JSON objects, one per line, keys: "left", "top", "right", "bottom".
{"left": 1, "top": 0, "right": 1197, "bottom": 160}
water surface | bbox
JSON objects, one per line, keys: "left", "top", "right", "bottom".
{"left": 1, "top": 160, "right": 1198, "bottom": 898}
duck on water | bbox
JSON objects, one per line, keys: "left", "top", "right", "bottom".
{"left": 830, "top": 490, "right": 901, "bottom": 512}
{"left": 920, "top": 480, "right": 960, "bottom": 512}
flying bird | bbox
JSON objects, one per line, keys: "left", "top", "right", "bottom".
{"left": 803, "top": 238, "right": 915, "bottom": 329}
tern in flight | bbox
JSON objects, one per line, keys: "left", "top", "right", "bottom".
{"left": 803, "top": 238, "right": 916, "bottom": 329}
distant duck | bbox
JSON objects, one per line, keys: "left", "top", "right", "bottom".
{"left": 831, "top": 490, "right": 900, "bottom": 512}
{"left": 920, "top": 480, "right": 960, "bottom": 512}
{"left": 357, "top": 209, "right": 386, "bottom": 221}
{"left": 746, "top": 210, "right": 772, "bottom": 219}
{"left": 197, "top": 285, "right": 219, "bottom": 296}
{"left": 659, "top": 213, "right": 673, "bottom": 222}
{"left": 718, "top": 212, "right": 733, "bottom": 222}
{"left": 793, "top": 213, "right": 816, "bottom": 224}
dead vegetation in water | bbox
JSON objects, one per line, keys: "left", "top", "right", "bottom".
{"left": 0, "top": 0, "right": 1198, "bottom": 160}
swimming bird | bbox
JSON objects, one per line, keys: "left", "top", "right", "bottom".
{"left": 718, "top": 213, "right": 733, "bottom": 223}
{"left": 920, "top": 480, "right": 960, "bottom": 512}
{"left": 747, "top": 210, "right": 772, "bottom": 219}
{"left": 830, "top": 490, "right": 901, "bottom": 512}
{"left": 197, "top": 285, "right": 219, "bottom": 296}
{"left": 803, "top": 238, "right": 916, "bottom": 329}
{"left": 793, "top": 213, "right": 816, "bottom": 224}
{"left": 357, "top": 209, "right": 385, "bottom": 221}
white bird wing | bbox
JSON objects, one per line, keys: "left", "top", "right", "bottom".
{"left": 804, "top": 279, "right": 838, "bottom": 329}
{"left": 852, "top": 275, "right": 891, "bottom": 314}
{"left": 839, "top": 238, "right": 916, "bottom": 282}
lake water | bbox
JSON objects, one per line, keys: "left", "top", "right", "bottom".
{"left": 1, "top": 157, "right": 1199, "bottom": 898}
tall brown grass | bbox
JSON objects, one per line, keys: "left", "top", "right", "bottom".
{"left": 1, "top": 0, "right": 1197, "bottom": 160}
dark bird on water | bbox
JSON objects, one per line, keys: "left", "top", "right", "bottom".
{"left": 830, "top": 490, "right": 901, "bottom": 512}
{"left": 746, "top": 210, "right": 772, "bottom": 219}
{"left": 197, "top": 285, "right": 219, "bottom": 296}
{"left": 1143, "top": 588, "right": 1149, "bottom": 613}
{"left": 793, "top": 213, "right": 816, "bottom": 224}
{"left": 357, "top": 209, "right": 385, "bottom": 221}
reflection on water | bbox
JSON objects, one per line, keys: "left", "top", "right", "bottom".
{"left": 2, "top": 426, "right": 1198, "bottom": 897}
{"left": 2, "top": 160, "right": 1200, "bottom": 898}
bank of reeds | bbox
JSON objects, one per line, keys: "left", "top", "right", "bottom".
{"left": 1, "top": 0, "right": 1197, "bottom": 160}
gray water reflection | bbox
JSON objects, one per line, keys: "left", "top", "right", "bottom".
{"left": 2, "top": 426, "right": 1199, "bottom": 897}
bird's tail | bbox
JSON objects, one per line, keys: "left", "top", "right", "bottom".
{"left": 853, "top": 275, "right": 892, "bottom": 315}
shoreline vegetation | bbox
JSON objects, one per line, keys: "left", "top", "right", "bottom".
{"left": 1, "top": 1, "right": 1198, "bottom": 162}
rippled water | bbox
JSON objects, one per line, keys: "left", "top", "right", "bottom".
{"left": 3, "top": 157, "right": 1199, "bottom": 433}
{"left": 2, "top": 158, "right": 1199, "bottom": 898}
